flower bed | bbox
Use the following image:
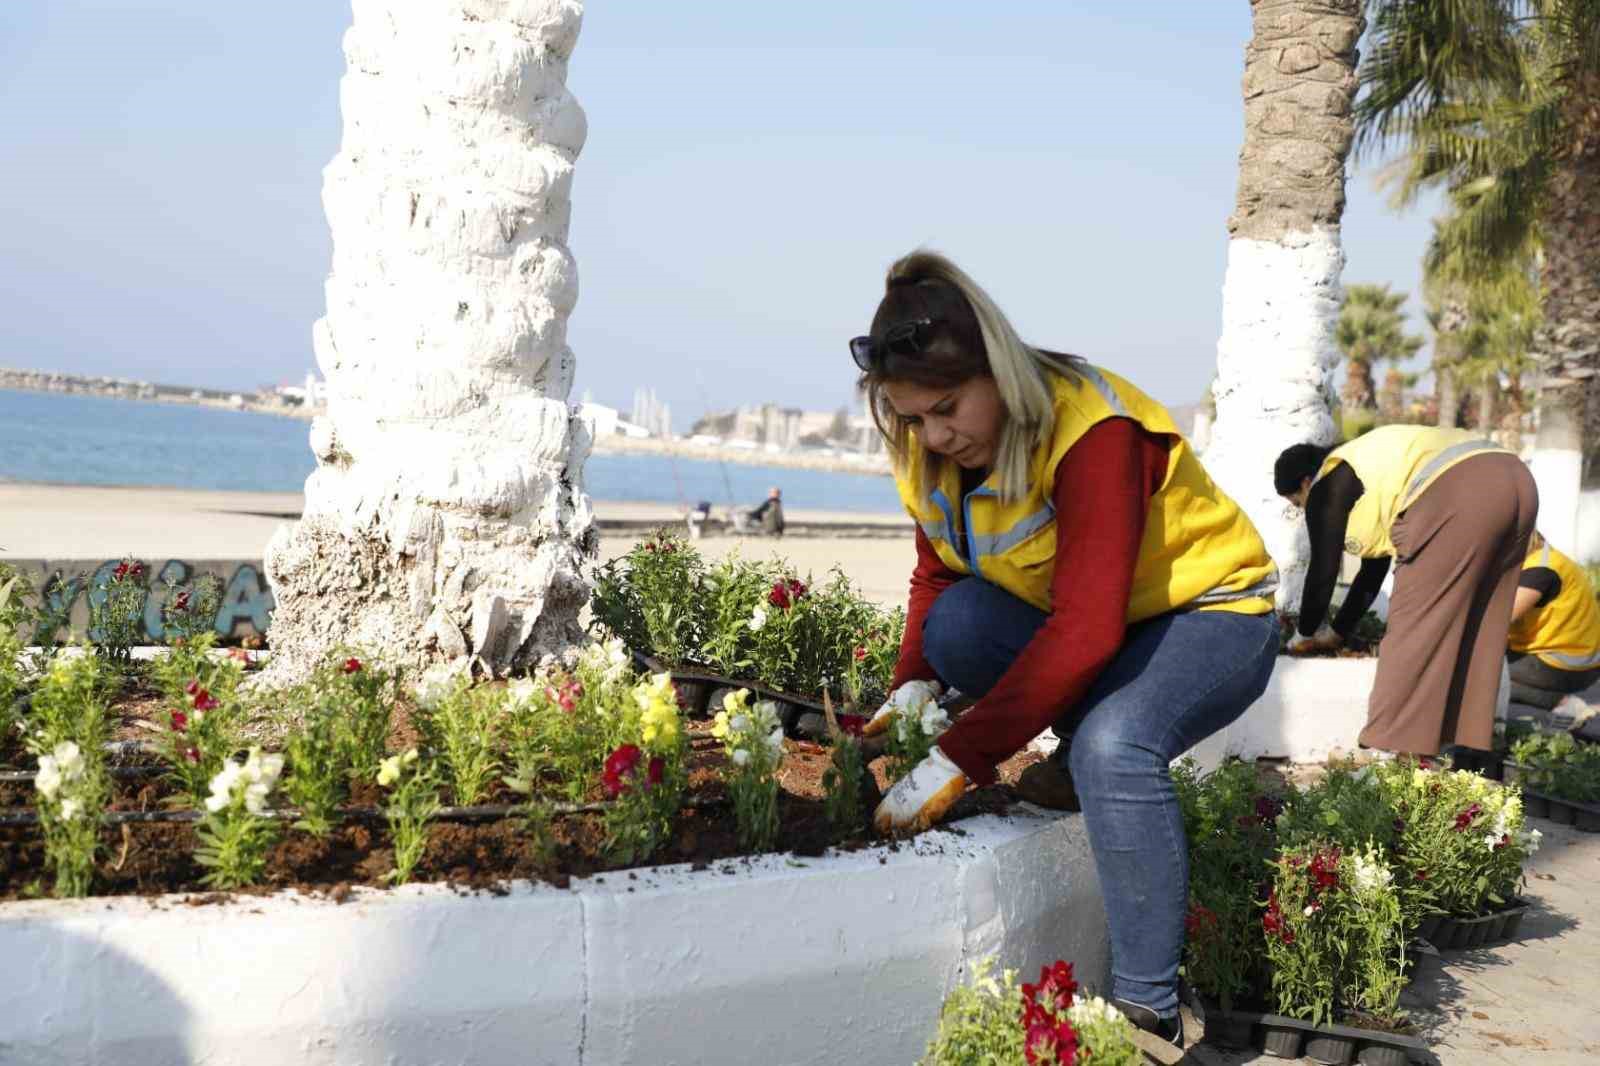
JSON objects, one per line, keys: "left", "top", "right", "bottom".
{"left": 1172, "top": 755, "right": 1542, "bottom": 1054}
{"left": 0, "top": 803, "right": 1107, "bottom": 1066}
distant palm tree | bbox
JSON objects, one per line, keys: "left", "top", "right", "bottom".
{"left": 1355, "top": 0, "right": 1600, "bottom": 540}
{"left": 1335, "top": 283, "right": 1424, "bottom": 415}
{"left": 1206, "top": 0, "right": 1366, "bottom": 612}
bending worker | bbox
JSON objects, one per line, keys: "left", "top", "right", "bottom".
{"left": 854, "top": 249, "right": 1278, "bottom": 1056}
{"left": 1507, "top": 531, "right": 1600, "bottom": 709}
{"left": 1274, "top": 424, "right": 1537, "bottom": 756}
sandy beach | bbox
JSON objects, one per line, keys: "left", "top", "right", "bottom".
{"left": 0, "top": 482, "right": 917, "bottom": 609}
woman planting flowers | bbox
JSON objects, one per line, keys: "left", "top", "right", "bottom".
{"left": 854, "top": 250, "right": 1278, "bottom": 1054}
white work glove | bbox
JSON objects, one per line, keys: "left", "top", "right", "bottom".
{"left": 1286, "top": 624, "right": 1343, "bottom": 657}
{"left": 861, "top": 679, "right": 944, "bottom": 738}
{"left": 874, "top": 746, "right": 968, "bottom": 833}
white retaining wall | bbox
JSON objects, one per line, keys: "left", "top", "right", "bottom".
{"left": 0, "top": 809, "right": 1104, "bottom": 1066}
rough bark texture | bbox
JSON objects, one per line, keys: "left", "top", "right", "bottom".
{"left": 1206, "top": 0, "right": 1365, "bottom": 613}
{"left": 261, "top": 0, "right": 594, "bottom": 684}
{"left": 1434, "top": 361, "right": 1461, "bottom": 428}
{"left": 1226, "top": 0, "right": 1365, "bottom": 243}
{"left": 1533, "top": 82, "right": 1600, "bottom": 481}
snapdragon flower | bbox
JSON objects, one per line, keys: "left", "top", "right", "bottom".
{"left": 748, "top": 605, "right": 767, "bottom": 632}
{"left": 1350, "top": 845, "right": 1393, "bottom": 896}
{"left": 205, "top": 747, "right": 285, "bottom": 815}
{"left": 34, "top": 741, "right": 84, "bottom": 800}
{"left": 377, "top": 748, "right": 420, "bottom": 787}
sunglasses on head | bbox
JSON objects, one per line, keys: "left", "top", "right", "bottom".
{"left": 849, "top": 317, "right": 938, "bottom": 372}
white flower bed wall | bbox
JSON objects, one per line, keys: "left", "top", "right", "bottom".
{"left": 0, "top": 808, "right": 1104, "bottom": 1066}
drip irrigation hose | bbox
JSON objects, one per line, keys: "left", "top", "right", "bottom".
{"left": 0, "top": 795, "right": 727, "bottom": 828}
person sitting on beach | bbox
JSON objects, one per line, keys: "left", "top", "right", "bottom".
{"left": 748, "top": 486, "right": 784, "bottom": 536}
{"left": 852, "top": 249, "right": 1278, "bottom": 1056}
{"left": 1506, "top": 531, "right": 1600, "bottom": 710}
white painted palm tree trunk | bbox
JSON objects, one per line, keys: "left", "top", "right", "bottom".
{"left": 1203, "top": 0, "right": 1364, "bottom": 613}
{"left": 263, "top": 0, "right": 593, "bottom": 682}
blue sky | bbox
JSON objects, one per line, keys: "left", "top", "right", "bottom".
{"left": 0, "top": 3, "right": 1436, "bottom": 428}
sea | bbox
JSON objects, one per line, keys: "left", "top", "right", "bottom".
{"left": 0, "top": 388, "right": 901, "bottom": 514}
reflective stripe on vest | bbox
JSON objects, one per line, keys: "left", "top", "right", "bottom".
{"left": 1403, "top": 438, "right": 1505, "bottom": 510}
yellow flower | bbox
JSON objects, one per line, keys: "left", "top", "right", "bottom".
{"left": 640, "top": 698, "right": 680, "bottom": 750}
{"left": 711, "top": 710, "right": 730, "bottom": 740}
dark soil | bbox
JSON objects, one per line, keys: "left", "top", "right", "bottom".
{"left": 0, "top": 702, "right": 1044, "bottom": 902}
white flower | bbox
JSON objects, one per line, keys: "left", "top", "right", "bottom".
{"left": 34, "top": 755, "right": 62, "bottom": 800}
{"left": 919, "top": 705, "right": 950, "bottom": 737}
{"left": 732, "top": 749, "right": 750, "bottom": 767}
{"left": 748, "top": 606, "right": 767, "bottom": 632}
{"left": 59, "top": 798, "right": 82, "bottom": 821}
{"left": 35, "top": 741, "right": 84, "bottom": 801}
{"left": 1519, "top": 827, "right": 1543, "bottom": 854}
{"left": 1351, "top": 848, "right": 1393, "bottom": 896}
{"left": 506, "top": 677, "right": 539, "bottom": 708}
{"left": 730, "top": 714, "right": 750, "bottom": 735}
{"left": 1304, "top": 905, "right": 1318, "bottom": 917}
{"left": 205, "top": 761, "right": 244, "bottom": 812}
{"left": 1066, "top": 995, "right": 1127, "bottom": 1028}
{"left": 766, "top": 727, "right": 784, "bottom": 759}
{"left": 205, "top": 747, "right": 284, "bottom": 815}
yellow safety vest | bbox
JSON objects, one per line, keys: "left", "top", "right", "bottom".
{"left": 894, "top": 364, "right": 1277, "bottom": 620}
{"left": 1316, "top": 425, "right": 1508, "bottom": 559}
{"left": 1509, "top": 540, "right": 1600, "bottom": 671}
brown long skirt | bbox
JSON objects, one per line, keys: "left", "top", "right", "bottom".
{"left": 1361, "top": 453, "right": 1539, "bottom": 753}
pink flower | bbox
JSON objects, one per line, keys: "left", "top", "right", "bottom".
{"left": 185, "top": 680, "right": 201, "bottom": 696}
{"left": 184, "top": 746, "right": 200, "bottom": 764}
{"left": 342, "top": 657, "right": 363, "bottom": 675}
{"left": 853, "top": 645, "right": 868, "bottom": 662}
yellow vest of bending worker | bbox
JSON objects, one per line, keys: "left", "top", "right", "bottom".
{"left": 1509, "top": 540, "right": 1600, "bottom": 671}
{"left": 1316, "top": 425, "right": 1509, "bottom": 559}
{"left": 895, "top": 364, "right": 1277, "bottom": 620}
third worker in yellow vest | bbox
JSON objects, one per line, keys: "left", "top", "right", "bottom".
{"left": 1507, "top": 532, "right": 1600, "bottom": 708}
{"left": 1274, "top": 424, "right": 1538, "bottom": 755}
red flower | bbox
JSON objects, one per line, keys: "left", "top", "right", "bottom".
{"left": 184, "top": 746, "right": 200, "bottom": 764}
{"left": 1309, "top": 847, "right": 1341, "bottom": 893}
{"left": 853, "top": 645, "right": 868, "bottom": 662}
{"left": 1417, "top": 756, "right": 1433, "bottom": 769}
{"left": 1494, "top": 833, "right": 1510, "bottom": 851}
{"left": 191, "top": 688, "right": 219, "bottom": 712}
{"left": 1021, "top": 961, "right": 1078, "bottom": 1017}
{"left": 170, "top": 709, "right": 189, "bottom": 732}
{"left": 836, "top": 713, "right": 867, "bottom": 737}
{"left": 1185, "top": 903, "right": 1218, "bottom": 939}
{"left": 1263, "top": 889, "right": 1294, "bottom": 943}
{"left": 646, "top": 756, "right": 665, "bottom": 788}
{"left": 173, "top": 591, "right": 191, "bottom": 611}
{"left": 644, "top": 542, "right": 657, "bottom": 553}
{"left": 1414, "top": 868, "right": 1429, "bottom": 882}
{"left": 1454, "top": 803, "right": 1483, "bottom": 831}
{"left": 768, "top": 577, "right": 808, "bottom": 609}
{"left": 602, "top": 744, "right": 644, "bottom": 798}
{"left": 185, "top": 679, "right": 200, "bottom": 696}
{"left": 1023, "top": 1018, "right": 1078, "bottom": 1065}
{"left": 342, "top": 657, "right": 363, "bottom": 675}
{"left": 113, "top": 562, "right": 131, "bottom": 582}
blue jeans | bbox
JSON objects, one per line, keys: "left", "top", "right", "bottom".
{"left": 922, "top": 577, "right": 1278, "bottom": 1016}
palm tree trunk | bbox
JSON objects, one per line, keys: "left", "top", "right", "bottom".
{"left": 1530, "top": 101, "right": 1600, "bottom": 555}
{"left": 1435, "top": 361, "right": 1461, "bottom": 428}
{"left": 1340, "top": 359, "right": 1375, "bottom": 411}
{"left": 1206, "top": 0, "right": 1365, "bottom": 613}
{"left": 1478, "top": 379, "right": 1498, "bottom": 436}
{"left": 261, "top": 1, "right": 593, "bottom": 683}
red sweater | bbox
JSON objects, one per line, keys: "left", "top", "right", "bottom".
{"left": 890, "top": 418, "right": 1170, "bottom": 785}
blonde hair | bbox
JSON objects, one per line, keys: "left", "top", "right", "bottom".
{"left": 859, "top": 250, "right": 1082, "bottom": 502}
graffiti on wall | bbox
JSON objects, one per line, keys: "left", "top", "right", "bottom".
{"left": 12, "top": 559, "right": 274, "bottom": 643}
